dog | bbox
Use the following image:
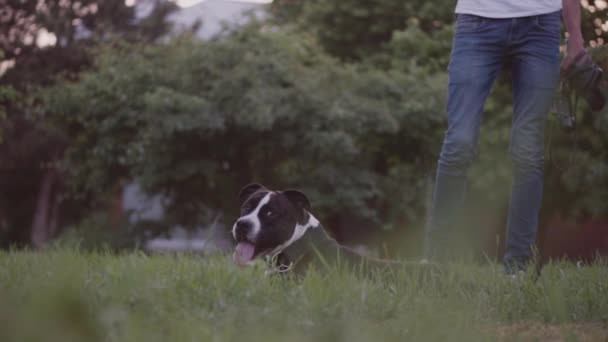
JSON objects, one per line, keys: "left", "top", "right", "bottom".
{"left": 231, "top": 183, "right": 414, "bottom": 274}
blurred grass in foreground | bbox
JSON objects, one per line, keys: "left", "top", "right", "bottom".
{"left": 0, "top": 248, "right": 607, "bottom": 342}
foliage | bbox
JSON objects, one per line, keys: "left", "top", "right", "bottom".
{"left": 52, "top": 213, "right": 151, "bottom": 252}
{"left": 0, "top": 85, "right": 18, "bottom": 142}
{"left": 4, "top": 0, "right": 608, "bottom": 251}
{"left": 44, "top": 26, "right": 446, "bottom": 232}
{"left": 271, "top": 0, "right": 455, "bottom": 61}
{"left": 386, "top": 18, "right": 454, "bottom": 74}
{"left": 580, "top": 0, "right": 608, "bottom": 48}
{"left": 1, "top": 250, "right": 608, "bottom": 341}
{"left": 0, "top": 0, "right": 178, "bottom": 246}
{"left": 0, "top": 0, "right": 177, "bottom": 60}
{"left": 265, "top": 0, "right": 608, "bottom": 221}
{"left": 540, "top": 47, "right": 608, "bottom": 218}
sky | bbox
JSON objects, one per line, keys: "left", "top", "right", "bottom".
{"left": 175, "top": 0, "right": 272, "bottom": 8}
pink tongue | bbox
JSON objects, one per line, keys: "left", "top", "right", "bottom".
{"left": 233, "top": 242, "right": 256, "bottom": 266}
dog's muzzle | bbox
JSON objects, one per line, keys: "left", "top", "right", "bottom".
{"left": 232, "top": 219, "right": 257, "bottom": 266}
{"left": 233, "top": 220, "right": 252, "bottom": 242}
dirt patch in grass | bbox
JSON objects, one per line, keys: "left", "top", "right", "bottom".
{"left": 495, "top": 322, "right": 608, "bottom": 341}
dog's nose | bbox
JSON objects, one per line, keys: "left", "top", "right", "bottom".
{"left": 234, "top": 220, "right": 251, "bottom": 241}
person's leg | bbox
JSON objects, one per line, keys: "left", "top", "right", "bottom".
{"left": 504, "top": 11, "right": 561, "bottom": 273}
{"left": 425, "top": 15, "right": 507, "bottom": 260}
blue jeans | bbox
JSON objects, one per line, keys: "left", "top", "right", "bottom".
{"left": 425, "top": 11, "right": 561, "bottom": 271}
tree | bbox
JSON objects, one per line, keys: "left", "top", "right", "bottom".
{"left": 267, "top": 0, "right": 608, "bottom": 252}
{"left": 270, "top": 0, "right": 454, "bottom": 61}
{"left": 0, "top": 0, "right": 177, "bottom": 247}
{"left": 43, "top": 26, "right": 446, "bottom": 244}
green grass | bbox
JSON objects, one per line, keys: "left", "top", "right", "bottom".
{"left": 1, "top": 249, "right": 607, "bottom": 342}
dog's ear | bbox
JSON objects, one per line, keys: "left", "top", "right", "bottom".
{"left": 238, "top": 183, "right": 264, "bottom": 205}
{"left": 282, "top": 189, "right": 311, "bottom": 212}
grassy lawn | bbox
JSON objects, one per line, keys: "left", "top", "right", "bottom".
{"left": 1, "top": 249, "right": 607, "bottom": 342}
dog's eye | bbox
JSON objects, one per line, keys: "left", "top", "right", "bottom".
{"left": 265, "top": 210, "right": 274, "bottom": 217}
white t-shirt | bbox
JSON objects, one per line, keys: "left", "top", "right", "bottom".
{"left": 455, "top": 0, "right": 562, "bottom": 18}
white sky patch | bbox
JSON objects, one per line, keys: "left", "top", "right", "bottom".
{"left": 174, "top": 0, "right": 271, "bottom": 8}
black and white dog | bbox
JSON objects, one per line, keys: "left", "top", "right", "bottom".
{"left": 231, "top": 183, "right": 403, "bottom": 273}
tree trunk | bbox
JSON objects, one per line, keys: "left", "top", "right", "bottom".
{"left": 31, "top": 168, "right": 57, "bottom": 248}
{"left": 48, "top": 190, "right": 61, "bottom": 238}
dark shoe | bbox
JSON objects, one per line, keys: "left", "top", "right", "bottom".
{"left": 504, "top": 256, "right": 542, "bottom": 280}
{"left": 504, "top": 256, "right": 529, "bottom": 275}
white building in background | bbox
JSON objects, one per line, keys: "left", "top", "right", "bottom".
{"left": 169, "top": 0, "right": 268, "bottom": 39}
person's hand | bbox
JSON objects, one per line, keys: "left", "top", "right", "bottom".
{"left": 561, "top": 37, "right": 586, "bottom": 72}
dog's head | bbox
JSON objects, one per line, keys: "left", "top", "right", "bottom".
{"left": 232, "top": 183, "right": 319, "bottom": 266}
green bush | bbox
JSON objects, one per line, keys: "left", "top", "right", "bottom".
{"left": 271, "top": 0, "right": 454, "bottom": 61}
{"left": 44, "top": 26, "right": 446, "bottom": 232}
{"left": 39, "top": 1, "right": 608, "bottom": 254}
